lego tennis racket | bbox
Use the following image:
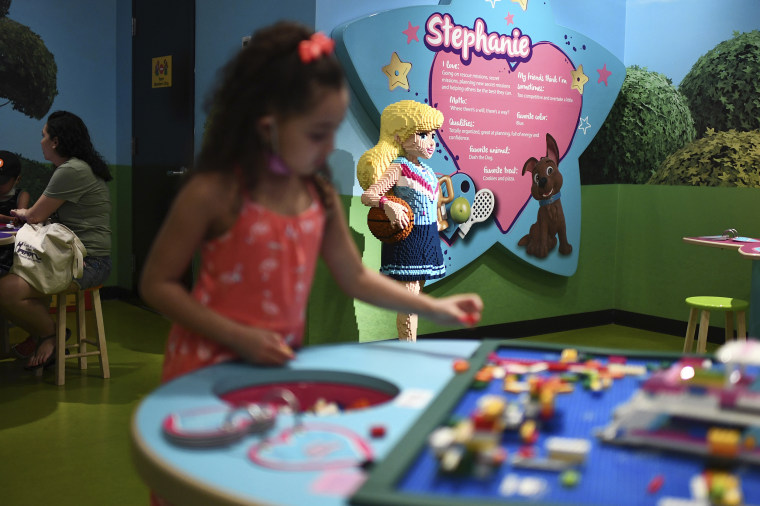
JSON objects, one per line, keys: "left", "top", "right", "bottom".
{"left": 457, "top": 189, "right": 495, "bottom": 238}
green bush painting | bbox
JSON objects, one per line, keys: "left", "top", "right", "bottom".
{"left": 680, "top": 30, "right": 760, "bottom": 137}
{"left": 580, "top": 65, "right": 696, "bottom": 184}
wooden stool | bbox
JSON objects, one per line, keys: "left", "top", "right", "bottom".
{"left": 54, "top": 285, "right": 110, "bottom": 386}
{"left": 683, "top": 296, "right": 748, "bottom": 354}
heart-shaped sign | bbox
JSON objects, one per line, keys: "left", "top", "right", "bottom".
{"left": 430, "top": 43, "right": 582, "bottom": 232}
{"left": 333, "top": 0, "right": 625, "bottom": 276}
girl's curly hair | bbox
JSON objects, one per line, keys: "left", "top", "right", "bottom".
{"left": 196, "top": 21, "right": 345, "bottom": 206}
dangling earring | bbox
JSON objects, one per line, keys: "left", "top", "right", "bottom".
{"left": 267, "top": 122, "right": 292, "bottom": 176}
{"left": 268, "top": 154, "right": 291, "bottom": 176}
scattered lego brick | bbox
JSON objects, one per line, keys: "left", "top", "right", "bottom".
{"left": 647, "top": 474, "right": 664, "bottom": 494}
{"left": 453, "top": 359, "right": 470, "bottom": 373}
{"left": 560, "top": 469, "right": 581, "bottom": 487}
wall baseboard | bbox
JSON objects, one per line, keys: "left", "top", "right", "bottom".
{"left": 101, "top": 286, "right": 134, "bottom": 301}
{"left": 421, "top": 309, "right": 729, "bottom": 345}
{"left": 107, "top": 288, "right": 732, "bottom": 347}
{"left": 102, "top": 286, "right": 163, "bottom": 315}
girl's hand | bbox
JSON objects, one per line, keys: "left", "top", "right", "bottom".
{"left": 384, "top": 201, "right": 410, "bottom": 230}
{"left": 231, "top": 327, "right": 295, "bottom": 366}
{"left": 425, "top": 294, "right": 484, "bottom": 327}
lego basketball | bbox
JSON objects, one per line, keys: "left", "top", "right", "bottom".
{"left": 367, "top": 195, "right": 414, "bottom": 243}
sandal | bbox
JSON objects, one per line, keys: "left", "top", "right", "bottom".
{"left": 24, "top": 335, "right": 56, "bottom": 370}
{"left": 11, "top": 335, "right": 39, "bottom": 360}
{"left": 23, "top": 329, "right": 72, "bottom": 371}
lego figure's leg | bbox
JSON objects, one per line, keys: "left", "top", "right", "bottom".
{"left": 397, "top": 280, "right": 423, "bottom": 341}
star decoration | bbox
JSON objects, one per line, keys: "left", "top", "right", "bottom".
{"left": 570, "top": 64, "right": 589, "bottom": 94}
{"left": 485, "top": 0, "right": 502, "bottom": 7}
{"left": 505, "top": 13, "right": 515, "bottom": 25}
{"left": 402, "top": 21, "right": 419, "bottom": 44}
{"left": 577, "top": 116, "right": 591, "bottom": 134}
{"left": 597, "top": 63, "right": 612, "bottom": 86}
{"left": 382, "top": 52, "right": 412, "bottom": 91}
{"left": 511, "top": 0, "right": 528, "bottom": 11}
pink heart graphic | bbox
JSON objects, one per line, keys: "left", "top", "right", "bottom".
{"left": 248, "top": 422, "right": 373, "bottom": 471}
{"left": 431, "top": 42, "right": 582, "bottom": 232}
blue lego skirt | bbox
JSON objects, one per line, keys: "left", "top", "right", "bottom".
{"left": 380, "top": 222, "right": 445, "bottom": 281}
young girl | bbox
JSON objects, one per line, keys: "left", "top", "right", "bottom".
{"left": 139, "top": 22, "right": 483, "bottom": 384}
{"left": 357, "top": 100, "right": 447, "bottom": 341}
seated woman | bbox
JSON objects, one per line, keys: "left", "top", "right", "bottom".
{"left": 1, "top": 111, "right": 112, "bottom": 369}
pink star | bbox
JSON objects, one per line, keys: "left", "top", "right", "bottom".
{"left": 505, "top": 13, "right": 514, "bottom": 25}
{"left": 402, "top": 21, "right": 419, "bottom": 44}
{"left": 597, "top": 63, "right": 612, "bottom": 86}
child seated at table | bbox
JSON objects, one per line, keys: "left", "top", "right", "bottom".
{"left": 0, "top": 150, "right": 30, "bottom": 274}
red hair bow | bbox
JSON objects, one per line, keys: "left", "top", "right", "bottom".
{"left": 298, "top": 32, "right": 335, "bottom": 63}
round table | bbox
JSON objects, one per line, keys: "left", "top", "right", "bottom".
{"left": 684, "top": 235, "right": 760, "bottom": 338}
{"left": 130, "top": 339, "right": 481, "bottom": 506}
{"left": 0, "top": 227, "right": 17, "bottom": 246}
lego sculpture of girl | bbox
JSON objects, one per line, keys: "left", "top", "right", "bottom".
{"left": 358, "top": 100, "right": 446, "bottom": 341}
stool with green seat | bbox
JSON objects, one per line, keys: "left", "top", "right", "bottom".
{"left": 683, "top": 296, "right": 748, "bottom": 354}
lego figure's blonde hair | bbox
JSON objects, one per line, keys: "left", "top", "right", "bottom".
{"left": 357, "top": 100, "right": 444, "bottom": 190}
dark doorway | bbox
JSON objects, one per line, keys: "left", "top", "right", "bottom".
{"left": 131, "top": 0, "right": 195, "bottom": 294}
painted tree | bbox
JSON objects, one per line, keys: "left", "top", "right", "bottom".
{"left": 579, "top": 66, "right": 695, "bottom": 185}
{"left": 0, "top": 0, "right": 58, "bottom": 119}
{"left": 649, "top": 31, "right": 760, "bottom": 187}
{"left": 680, "top": 30, "right": 760, "bottom": 137}
{"left": 649, "top": 129, "right": 760, "bottom": 187}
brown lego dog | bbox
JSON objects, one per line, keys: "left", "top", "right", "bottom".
{"left": 518, "top": 133, "right": 572, "bottom": 258}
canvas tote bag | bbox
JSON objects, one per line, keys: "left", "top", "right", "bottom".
{"left": 11, "top": 222, "right": 86, "bottom": 294}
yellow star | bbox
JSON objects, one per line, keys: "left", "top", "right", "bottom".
{"left": 511, "top": 0, "right": 528, "bottom": 11}
{"left": 570, "top": 64, "right": 589, "bottom": 94}
{"left": 382, "top": 52, "right": 412, "bottom": 91}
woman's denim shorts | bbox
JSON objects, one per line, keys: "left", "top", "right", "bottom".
{"left": 74, "top": 256, "right": 112, "bottom": 290}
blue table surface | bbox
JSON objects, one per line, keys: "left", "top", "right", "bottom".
{"left": 131, "top": 339, "right": 481, "bottom": 506}
{"left": 395, "top": 346, "right": 760, "bottom": 505}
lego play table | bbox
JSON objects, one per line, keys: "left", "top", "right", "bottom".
{"left": 131, "top": 339, "right": 760, "bottom": 505}
{"left": 353, "top": 340, "right": 760, "bottom": 505}
{"left": 0, "top": 227, "right": 17, "bottom": 246}
{"left": 130, "top": 339, "right": 481, "bottom": 506}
